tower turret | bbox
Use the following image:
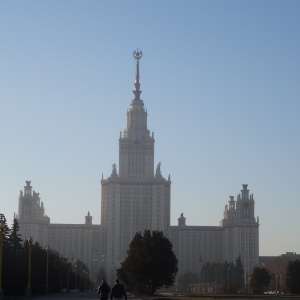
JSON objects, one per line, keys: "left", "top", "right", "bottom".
{"left": 178, "top": 213, "right": 186, "bottom": 227}
{"left": 236, "top": 184, "right": 255, "bottom": 221}
{"left": 18, "top": 181, "right": 48, "bottom": 221}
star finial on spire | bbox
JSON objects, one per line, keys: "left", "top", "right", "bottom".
{"left": 133, "top": 49, "right": 143, "bottom": 100}
{"left": 133, "top": 49, "right": 143, "bottom": 61}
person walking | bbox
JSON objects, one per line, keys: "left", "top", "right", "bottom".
{"left": 110, "top": 279, "right": 127, "bottom": 300}
{"left": 98, "top": 279, "right": 111, "bottom": 300}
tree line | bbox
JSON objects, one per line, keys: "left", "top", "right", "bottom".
{"left": 249, "top": 262, "right": 300, "bottom": 294}
{"left": 2, "top": 212, "right": 300, "bottom": 296}
{"left": 0, "top": 214, "right": 91, "bottom": 296}
{"left": 177, "top": 256, "right": 245, "bottom": 293}
{"left": 177, "top": 257, "right": 300, "bottom": 294}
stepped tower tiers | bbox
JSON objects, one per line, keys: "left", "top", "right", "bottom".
{"left": 119, "top": 49, "right": 155, "bottom": 180}
{"left": 17, "top": 181, "right": 50, "bottom": 247}
{"left": 220, "top": 184, "right": 259, "bottom": 276}
{"left": 101, "top": 50, "right": 171, "bottom": 282}
{"left": 18, "top": 181, "right": 48, "bottom": 222}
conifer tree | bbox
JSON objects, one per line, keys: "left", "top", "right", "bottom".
{"left": 286, "top": 259, "right": 300, "bottom": 294}
{"left": 0, "top": 213, "right": 9, "bottom": 250}
{"left": 233, "top": 255, "right": 244, "bottom": 292}
{"left": 8, "top": 218, "right": 24, "bottom": 255}
{"left": 119, "top": 230, "right": 178, "bottom": 295}
{"left": 250, "top": 266, "right": 272, "bottom": 293}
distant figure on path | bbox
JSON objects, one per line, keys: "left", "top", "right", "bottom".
{"left": 111, "top": 279, "right": 127, "bottom": 300}
{"left": 98, "top": 279, "right": 111, "bottom": 300}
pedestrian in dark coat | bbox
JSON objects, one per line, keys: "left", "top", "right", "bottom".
{"left": 98, "top": 279, "right": 111, "bottom": 300}
{"left": 111, "top": 279, "right": 127, "bottom": 300}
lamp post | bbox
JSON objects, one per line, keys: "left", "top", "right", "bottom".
{"left": 83, "top": 271, "right": 86, "bottom": 291}
{"left": 227, "top": 266, "right": 231, "bottom": 293}
{"left": 279, "top": 274, "right": 282, "bottom": 294}
{"left": 59, "top": 255, "right": 62, "bottom": 292}
{"left": 74, "top": 261, "right": 77, "bottom": 289}
{"left": 67, "top": 259, "right": 70, "bottom": 293}
{"left": 0, "top": 221, "right": 6, "bottom": 300}
{"left": 247, "top": 276, "right": 251, "bottom": 293}
{"left": 45, "top": 246, "right": 49, "bottom": 294}
{"left": 26, "top": 237, "right": 33, "bottom": 297}
{"left": 79, "top": 265, "right": 82, "bottom": 291}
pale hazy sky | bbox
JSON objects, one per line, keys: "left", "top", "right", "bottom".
{"left": 1, "top": 1, "right": 299, "bottom": 256}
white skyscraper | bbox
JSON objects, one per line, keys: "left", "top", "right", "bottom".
{"left": 17, "top": 51, "right": 259, "bottom": 285}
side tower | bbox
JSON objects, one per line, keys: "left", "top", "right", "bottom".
{"left": 18, "top": 181, "right": 46, "bottom": 220}
{"left": 17, "top": 181, "right": 50, "bottom": 245}
{"left": 101, "top": 51, "right": 171, "bottom": 281}
{"left": 221, "top": 184, "right": 259, "bottom": 275}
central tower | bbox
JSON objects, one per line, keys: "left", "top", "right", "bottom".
{"left": 101, "top": 51, "right": 171, "bottom": 281}
{"left": 119, "top": 50, "right": 155, "bottom": 180}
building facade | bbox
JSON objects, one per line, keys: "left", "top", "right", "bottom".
{"left": 17, "top": 51, "right": 259, "bottom": 284}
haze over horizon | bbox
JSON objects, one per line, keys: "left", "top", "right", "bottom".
{"left": 1, "top": 1, "right": 299, "bottom": 257}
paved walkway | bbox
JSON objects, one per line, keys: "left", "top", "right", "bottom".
{"left": 6, "top": 291, "right": 300, "bottom": 300}
{"left": 32, "top": 291, "right": 142, "bottom": 300}
{"left": 33, "top": 291, "right": 108, "bottom": 300}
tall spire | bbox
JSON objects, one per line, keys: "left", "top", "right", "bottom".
{"left": 133, "top": 49, "right": 143, "bottom": 100}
